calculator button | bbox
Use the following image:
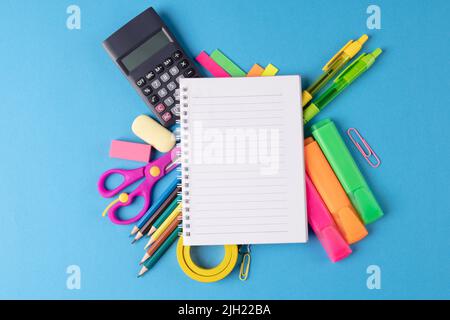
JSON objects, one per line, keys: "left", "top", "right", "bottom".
{"left": 163, "top": 57, "right": 173, "bottom": 67}
{"left": 178, "top": 59, "right": 189, "bottom": 69}
{"left": 164, "top": 96, "right": 175, "bottom": 107}
{"left": 136, "top": 78, "right": 146, "bottom": 87}
{"left": 162, "top": 112, "right": 172, "bottom": 122}
{"left": 155, "top": 103, "right": 165, "bottom": 113}
{"left": 149, "top": 95, "right": 159, "bottom": 105}
{"left": 158, "top": 88, "right": 168, "bottom": 98}
{"left": 169, "top": 66, "right": 179, "bottom": 76}
{"left": 154, "top": 64, "right": 164, "bottom": 74}
{"left": 151, "top": 79, "right": 161, "bottom": 89}
{"left": 170, "top": 104, "right": 180, "bottom": 116}
{"left": 184, "top": 68, "right": 196, "bottom": 78}
{"left": 172, "top": 50, "right": 183, "bottom": 60}
{"left": 145, "top": 71, "right": 155, "bottom": 81}
{"left": 160, "top": 72, "right": 170, "bottom": 83}
{"left": 142, "top": 86, "right": 152, "bottom": 96}
{"left": 175, "top": 75, "right": 184, "bottom": 84}
{"left": 167, "top": 81, "right": 177, "bottom": 91}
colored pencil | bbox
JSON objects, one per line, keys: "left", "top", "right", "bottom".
{"left": 130, "top": 178, "right": 179, "bottom": 236}
{"left": 144, "top": 203, "right": 181, "bottom": 249}
{"left": 138, "top": 228, "right": 179, "bottom": 277}
{"left": 140, "top": 214, "right": 181, "bottom": 264}
{"left": 147, "top": 194, "right": 181, "bottom": 237}
{"left": 132, "top": 187, "right": 180, "bottom": 243}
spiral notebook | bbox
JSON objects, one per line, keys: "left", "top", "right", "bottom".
{"left": 180, "top": 76, "right": 307, "bottom": 245}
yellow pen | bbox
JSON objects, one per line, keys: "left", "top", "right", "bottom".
{"left": 302, "top": 34, "right": 368, "bottom": 107}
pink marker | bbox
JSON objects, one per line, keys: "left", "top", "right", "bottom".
{"left": 306, "top": 174, "right": 352, "bottom": 262}
{"left": 195, "top": 51, "right": 230, "bottom": 77}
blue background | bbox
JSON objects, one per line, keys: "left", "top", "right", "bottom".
{"left": 0, "top": 0, "right": 448, "bottom": 299}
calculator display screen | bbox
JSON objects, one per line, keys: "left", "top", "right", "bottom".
{"left": 121, "top": 29, "right": 172, "bottom": 72}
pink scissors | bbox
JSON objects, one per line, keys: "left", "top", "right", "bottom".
{"left": 98, "top": 147, "right": 180, "bottom": 225}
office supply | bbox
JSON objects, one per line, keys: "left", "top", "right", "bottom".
{"left": 209, "top": 49, "right": 247, "bottom": 77}
{"left": 144, "top": 203, "right": 182, "bottom": 249}
{"left": 304, "top": 137, "right": 367, "bottom": 243}
{"left": 140, "top": 214, "right": 181, "bottom": 264}
{"left": 177, "top": 236, "right": 239, "bottom": 282}
{"left": 347, "top": 128, "right": 381, "bottom": 168}
{"left": 147, "top": 194, "right": 182, "bottom": 236}
{"left": 110, "top": 140, "right": 152, "bottom": 163}
{"left": 304, "top": 48, "right": 383, "bottom": 124}
{"left": 311, "top": 119, "right": 383, "bottom": 224}
{"left": 131, "top": 115, "right": 176, "bottom": 152}
{"left": 196, "top": 51, "right": 230, "bottom": 77}
{"left": 305, "top": 174, "right": 352, "bottom": 262}
{"left": 261, "top": 63, "right": 279, "bottom": 76}
{"left": 238, "top": 245, "right": 251, "bottom": 281}
{"left": 302, "top": 35, "right": 368, "bottom": 107}
{"left": 138, "top": 228, "right": 179, "bottom": 277}
{"left": 98, "top": 147, "right": 180, "bottom": 224}
{"left": 130, "top": 177, "right": 179, "bottom": 236}
{"left": 247, "top": 64, "right": 264, "bottom": 77}
{"left": 103, "top": 7, "right": 199, "bottom": 127}
{"left": 179, "top": 75, "right": 307, "bottom": 245}
{"left": 132, "top": 186, "right": 180, "bottom": 242}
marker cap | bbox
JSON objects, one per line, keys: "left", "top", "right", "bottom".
{"left": 311, "top": 119, "right": 383, "bottom": 224}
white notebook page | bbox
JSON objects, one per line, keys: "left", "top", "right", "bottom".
{"left": 180, "top": 76, "right": 307, "bottom": 245}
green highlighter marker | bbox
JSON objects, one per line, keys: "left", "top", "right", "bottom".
{"left": 311, "top": 119, "right": 383, "bottom": 224}
{"left": 304, "top": 48, "right": 382, "bottom": 124}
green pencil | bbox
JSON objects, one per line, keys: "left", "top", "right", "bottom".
{"left": 147, "top": 195, "right": 181, "bottom": 236}
{"left": 138, "top": 228, "right": 179, "bottom": 277}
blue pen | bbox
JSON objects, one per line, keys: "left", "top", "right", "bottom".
{"left": 130, "top": 176, "right": 179, "bottom": 237}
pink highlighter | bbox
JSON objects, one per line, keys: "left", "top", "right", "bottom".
{"left": 306, "top": 174, "right": 352, "bottom": 262}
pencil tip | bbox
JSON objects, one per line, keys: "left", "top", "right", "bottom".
{"left": 140, "top": 253, "right": 150, "bottom": 264}
{"left": 130, "top": 226, "right": 139, "bottom": 236}
{"left": 144, "top": 240, "right": 153, "bottom": 250}
{"left": 138, "top": 267, "right": 148, "bottom": 277}
{"left": 131, "top": 239, "right": 136, "bottom": 244}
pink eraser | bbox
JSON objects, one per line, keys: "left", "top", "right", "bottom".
{"left": 306, "top": 174, "right": 352, "bottom": 262}
{"left": 195, "top": 51, "right": 231, "bottom": 77}
{"left": 109, "top": 140, "right": 152, "bottom": 163}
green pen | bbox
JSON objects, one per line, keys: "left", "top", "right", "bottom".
{"left": 311, "top": 119, "right": 383, "bottom": 224}
{"left": 302, "top": 34, "right": 368, "bottom": 107}
{"left": 303, "top": 48, "right": 383, "bottom": 124}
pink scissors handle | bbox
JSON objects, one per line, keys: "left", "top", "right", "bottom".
{"left": 97, "top": 167, "right": 144, "bottom": 198}
{"left": 107, "top": 182, "right": 152, "bottom": 225}
{"left": 99, "top": 147, "right": 180, "bottom": 225}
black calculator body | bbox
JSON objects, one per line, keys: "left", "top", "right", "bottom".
{"left": 103, "top": 7, "right": 199, "bottom": 127}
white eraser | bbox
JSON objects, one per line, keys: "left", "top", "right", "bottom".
{"left": 131, "top": 115, "right": 176, "bottom": 153}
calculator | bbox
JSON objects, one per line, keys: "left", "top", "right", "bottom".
{"left": 103, "top": 7, "right": 200, "bottom": 127}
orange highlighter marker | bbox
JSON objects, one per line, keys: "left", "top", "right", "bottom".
{"left": 304, "top": 137, "right": 368, "bottom": 244}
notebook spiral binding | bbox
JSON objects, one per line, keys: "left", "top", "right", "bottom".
{"left": 180, "top": 85, "right": 191, "bottom": 238}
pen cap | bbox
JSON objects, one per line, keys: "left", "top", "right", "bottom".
{"left": 304, "top": 137, "right": 368, "bottom": 244}
{"left": 305, "top": 175, "right": 352, "bottom": 262}
{"left": 311, "top": 119, "right": 383, "bottom": 224}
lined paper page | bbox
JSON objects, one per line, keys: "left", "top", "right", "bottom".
{"left": 180, "top": 76, "right": 307, "bottom": 245}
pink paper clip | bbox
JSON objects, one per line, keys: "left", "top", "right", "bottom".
{"left": 347, "top": 128, "right": 381, "bottom": 168}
